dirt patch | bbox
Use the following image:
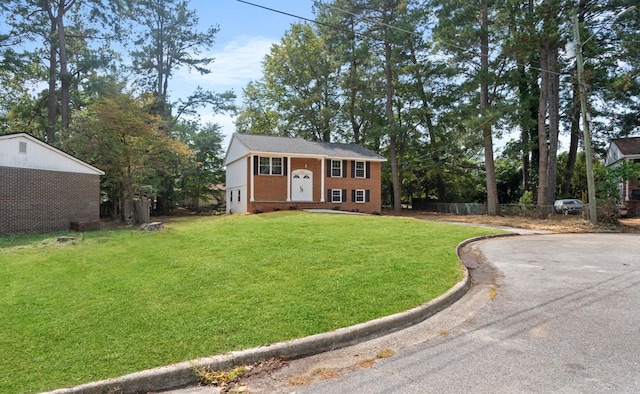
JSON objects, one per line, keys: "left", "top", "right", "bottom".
{"left": 385, "top": 211, "right": 640, "bottom": 233}
{"left": 240, "top": 358, "right": 289, "bottom": 382}
{"left": 197, "top": 358, "right": 289, "bottom": 393}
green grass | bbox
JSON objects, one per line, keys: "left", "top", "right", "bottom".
{"left": 0, "top": 212, "right": 503, "bottom": 393}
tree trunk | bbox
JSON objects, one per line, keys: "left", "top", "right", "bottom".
{"left": 480, "top": 1, "right": 499, "bottom": 215}
{"left": 57, "top": 3, "right": 71, "bottom": 132}
{"left": 546, "top": 46, "right": 559, "bottom": 206}
{"left": 562, "top": 6, "right": 586, "bottom": 197}
{"left": 47, "top": 19, "right": 57, "bottom": 144}
{"left": 382, "top": 6, "right": 402, "bottom": 212}
{"left": 348, "top": 32, "right": 361, "bottom": 144}
{"left": 562, "top": 91, "right": 580, "bottom": 196}
{"left": 519, "top": 0, "right": 537, "bottom": 194}
{"left": 517, "top": 65, "right": 531, "bottom": 193}
{"left": 537, "top": 41, "right": 550, "bottom": 218}
{"left": 408, "top": 44, "right": 446, "bottom": 202}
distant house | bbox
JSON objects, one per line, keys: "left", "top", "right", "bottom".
{"left": 605, "top": 137, "right": 640, "bottom": 214}
{"left": 0, "top": 133, "right": 104, "bottom": 235}
{"left": 181, "top": 184, "right": 226, "bottom": 212}
{"left": 223, "top": 133, "right": 386, "bottom": 214}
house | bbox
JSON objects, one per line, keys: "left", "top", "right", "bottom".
{"left": 180, "top": 183, "right": 226, "bottom": 212}
{"left": 224, "top": 133, "right": 387, "bottom": 214}
{"left": 0, "top": 133, "right": 104, "bottom": 235}
{"left": 605, "top": 137, "right": 640, "bottom": 214}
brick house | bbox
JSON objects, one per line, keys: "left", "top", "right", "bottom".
{"left": 0, "top": 133, "right": 104, "bottom": 235}
{"left": 224, "top": 134, "right": 386, "bottom": 214}
{"left": 605, "top": 137, "right": 640, "bottom": 215}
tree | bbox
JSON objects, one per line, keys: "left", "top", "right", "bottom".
{"left": 3, "top": 0, "right": 129, "bottom": 143}
{"left": 376, "top": 0, "right": 407, "bottom": 212}
{"left": 502, "top": 0, "right": 540, "bottom": 196}
{"left": 177, "top": 122, "right": 226, "bottom": 210}
{"left": 432, "top": 0, "right": 507, "bottom": 215}
{"left": 129, "top": 0, "right": 233, "bottom": 120}
{"left": 535, "top": 0, "right": 563, "bottom": 217}
{"left": 260, "top": 23, "right": 339, "bottom": 142}
{"left": 63, "top": 89, "right": 192, "bottom": 223}
{"left": 235, "top": 81, "right": 281, "bottom": 135}
{"left": 479, "top": 0, "right": 500, "bottom": 215}
{"left": 318, "top": 0, "right": 421, "bottom": 211}
{"left": 128, "top": 0, "right": 234, "bottom": 214}
{"left": 314, "top": 0, "right": 384, "bottom": 147}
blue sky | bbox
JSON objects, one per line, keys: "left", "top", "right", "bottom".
{"left": 172, "top": 1, "right": 317, "bottom": 145}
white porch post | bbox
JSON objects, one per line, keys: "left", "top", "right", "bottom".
{"left": 626, "top": 179, "right": 629, "bottom": 202}
{"left": 320, "top": 158, "right": 325, "bottom": 202}
{"left": 250, "top": 154, "right": 255, "bottom": 202}
{"left": 287, "top": 156, "right": 291, "bottom": 202}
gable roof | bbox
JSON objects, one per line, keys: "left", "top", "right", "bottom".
{"left": 0, "top": 133, "right": 104, "bottom": 175}
{"left": 605, "top": 137, "right": 640, "bottom": 167}
{"left": 611, "top": 137, "right": 640, "bottom": 155}
{"left": 225, "top": 133, "right": 386, "bottom": 165}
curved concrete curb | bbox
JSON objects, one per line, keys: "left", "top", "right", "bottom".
{"left": 44, "top": 234, "right": 517, "bottom": 394}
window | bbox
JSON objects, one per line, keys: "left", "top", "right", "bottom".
{"left": 271, "top": 157, "right": 282, "bottom": 175}
{"left": 331, "top": 189, "right": 342, "bottom": 203}
{"left": 259, "top": 157, "right": 282, "bottom": 175}
{"left": 331, "top": 160, "right": 342, "bottom": 177}
{"left": 230, "top": 190, "right": 233, "bottom": 202}
{"left": 19, "top": 141, "right": 27, "bottom": 154}
{"left": 238, "top": 190, "right": 241, "bottom": 202}
{"left": 259, "top": 157, "right": 270, "bottom": 174}
{"left": 352, "top": 189, "right": 370, "bottom": 203}
{"left": 355, "top": 161, "right": 365, "bottom": 178}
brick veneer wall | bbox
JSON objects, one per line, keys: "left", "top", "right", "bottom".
{"left": 247, "top": 158, "right": 383, "bottom": 214}
{"left": 0, "top": 167, "right": 101, "bottom": 235}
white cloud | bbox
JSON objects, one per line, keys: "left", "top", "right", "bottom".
{"left": 174, "top": 36, "right": 275, "bottom": 92}
{"left": 173, "top": 36, "right": 276, "bottom": 147}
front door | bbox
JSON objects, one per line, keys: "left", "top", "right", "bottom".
{"left": 292, "top": 169, "right": 313, "bottom": 201}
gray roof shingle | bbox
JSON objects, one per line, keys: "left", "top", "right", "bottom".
{"left": 233, "top": 133, "right": 386, "bottom": 161}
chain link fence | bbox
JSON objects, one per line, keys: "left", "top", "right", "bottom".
{"left": 419, "top": 202, "right": 591, "bottom": 219}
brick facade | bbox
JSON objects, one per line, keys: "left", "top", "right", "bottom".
{"left": 0, "top": 167, "right": 101, "bottom": 235}
{"left": 247, "top": 158, "right": 383, "bottom": 214}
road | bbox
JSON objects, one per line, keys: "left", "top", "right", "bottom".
{"left": 227, "top": 233, "right": 640, "bottom": 393}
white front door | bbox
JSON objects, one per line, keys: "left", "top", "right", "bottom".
{"left": 291, "top": 169, "right": 313, "bottom": 201}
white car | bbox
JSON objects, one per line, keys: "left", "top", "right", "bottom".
{"left": 554, "top": 199, "right": 583, "bottom": 214}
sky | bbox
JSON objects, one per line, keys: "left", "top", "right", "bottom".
{"left": 171, "top": 0, "right": 318, "bottom": 147}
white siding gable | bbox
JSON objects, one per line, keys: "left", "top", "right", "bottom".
{"left": 605, "top": 142, "right": 623, "bottom": 167}
{"left": 226, "top": 158, "right": 247, "bottom": 189}
{"left": 0, "top": 133, "right": 104, "bottom": 175}
{"left": 224, "top": 135, "right": 250, "bottom": 166}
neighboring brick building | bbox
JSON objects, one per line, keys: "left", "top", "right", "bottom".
{"left": 0, "top": 133, "right": 104, "bottom": 235}
{"left": 224, "top": 133, "right": 386, "bottom": 214}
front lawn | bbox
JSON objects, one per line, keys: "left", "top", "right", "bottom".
{"left": 0, "top": 212, "right": 502, "bottom": 393}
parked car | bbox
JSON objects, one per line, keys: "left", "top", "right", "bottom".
{"left": 554, "top": 199, "right": 583, "bottom": 214}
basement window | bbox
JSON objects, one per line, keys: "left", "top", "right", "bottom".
{"left": 19, "top": 141, "right": 27, "bottom": 154}
{"left": 331, "top": 189, "right": 342, "bottom": 203}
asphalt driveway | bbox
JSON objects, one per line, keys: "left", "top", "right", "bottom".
{"left": 240, "top": 233, "right": 640, "bottom": 393}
